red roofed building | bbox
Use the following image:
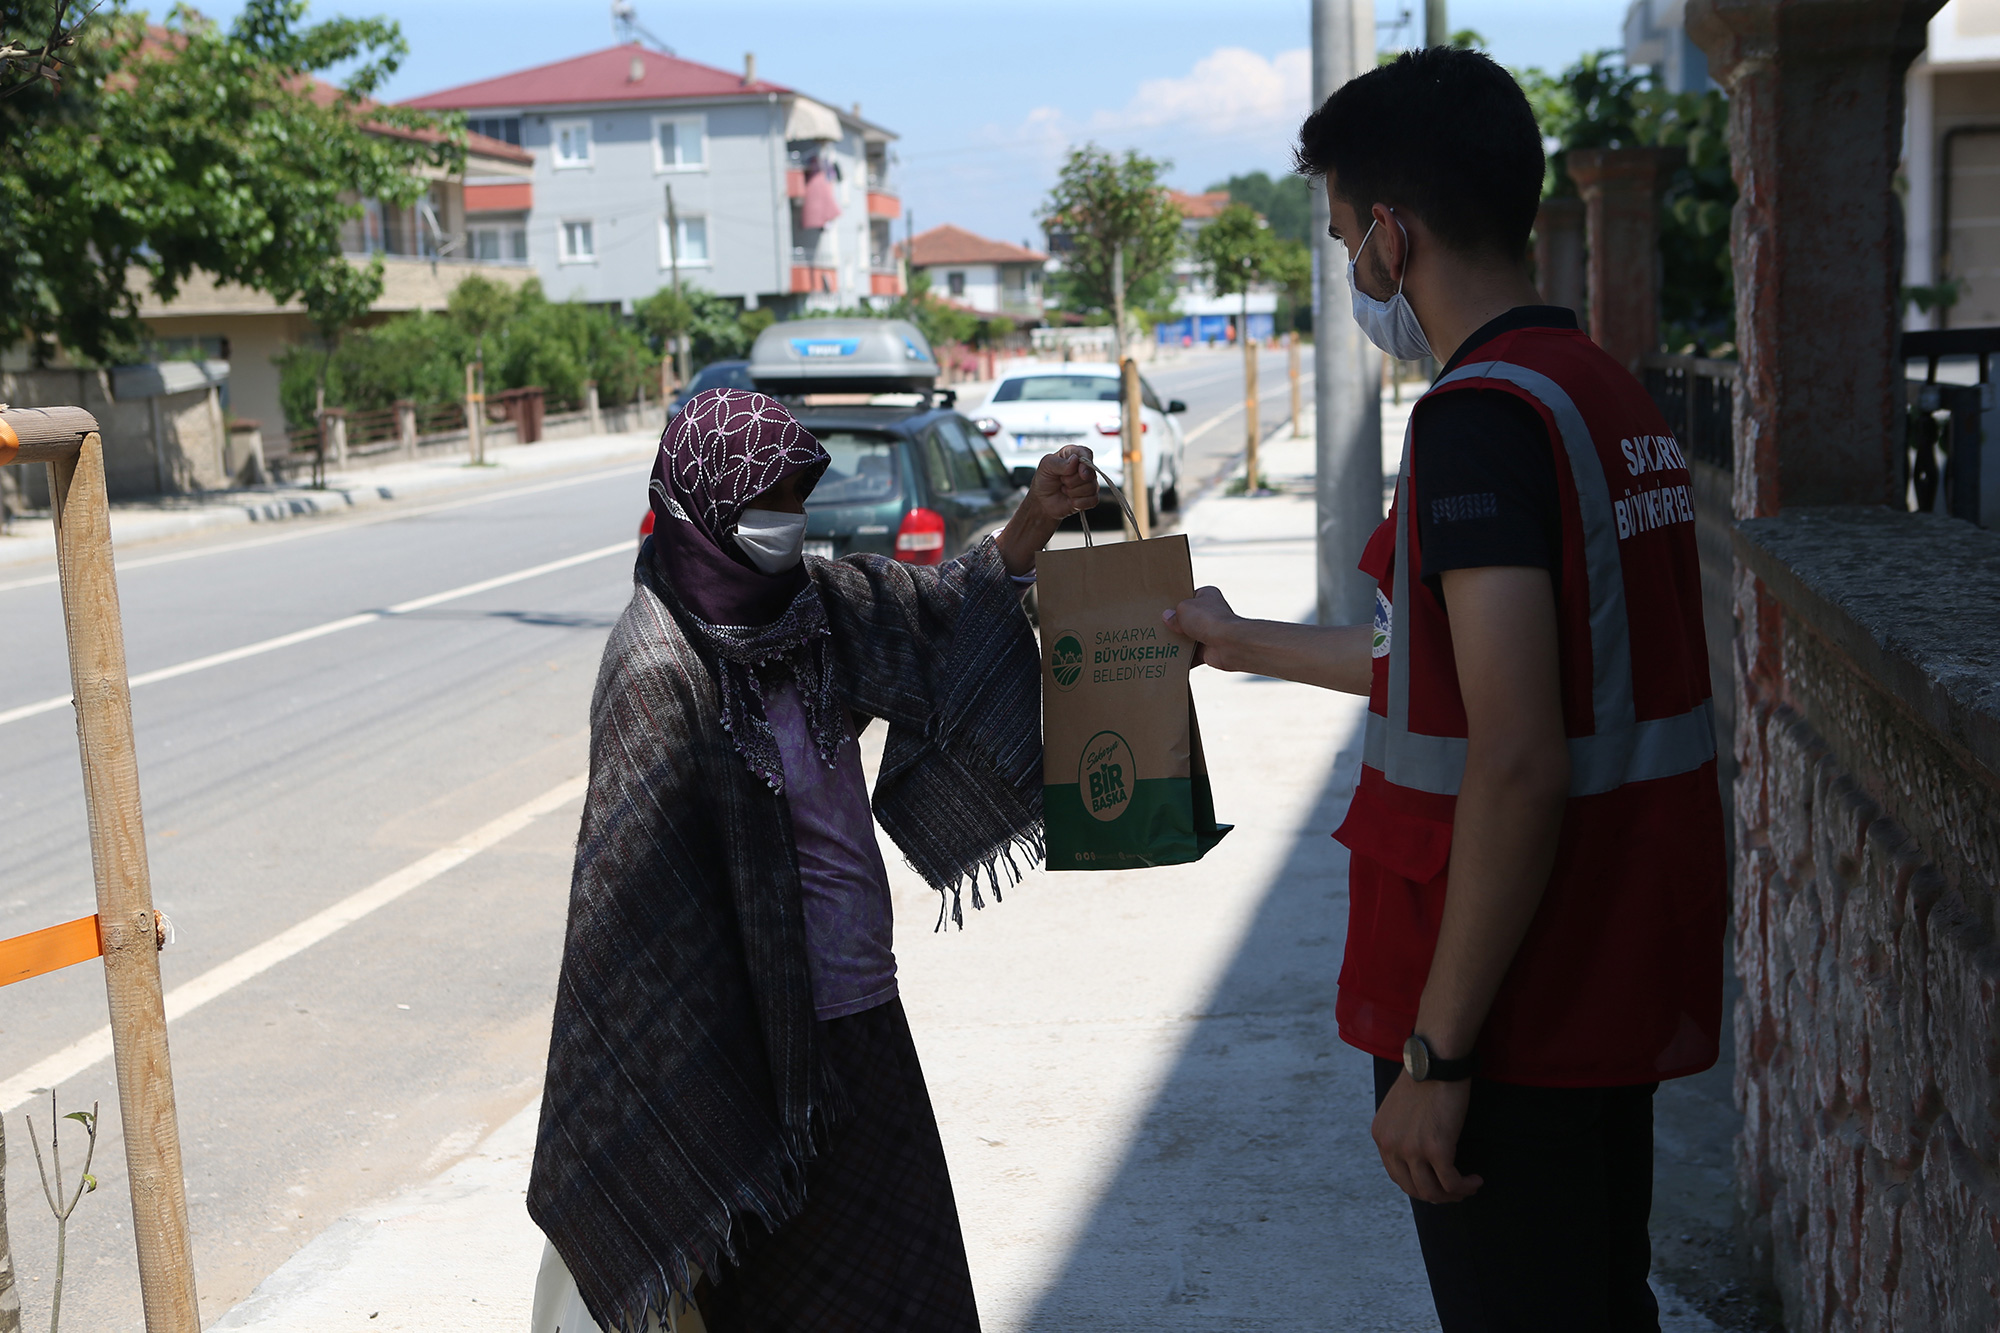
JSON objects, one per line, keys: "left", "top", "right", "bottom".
{"left": 136, "top": 76, "right": 538, "bottom": 448}
{"left": 902, "top": 225, "right": 1047, "bottom": 319}
{"left": 404, "top": 45, "right": 901, "bottom": 315}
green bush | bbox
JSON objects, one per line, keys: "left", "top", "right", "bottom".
{"left": 277, "top": 276, "right": 657, "bottom": 430}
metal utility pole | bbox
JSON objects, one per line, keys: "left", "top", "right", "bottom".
{"left": 1425, "top": 0, "right": 1448, "bottom": 47}
{"left": 1312, "top": 0, "right": 1382, "bottom": 627}
{"left": 666, "top": 184, "right": 690, "bottom": 387}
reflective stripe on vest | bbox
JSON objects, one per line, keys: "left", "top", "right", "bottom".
{"left": 1361, "top": 358, "right": 1716, "bottom": 798}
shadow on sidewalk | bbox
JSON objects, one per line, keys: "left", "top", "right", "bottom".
{"left": 1015, "top": 709, "right": 1444, "bottom": 1332}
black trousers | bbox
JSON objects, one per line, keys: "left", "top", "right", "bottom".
{"left": 1371, "top": 1057, "right": 1660, "bottom": 1333}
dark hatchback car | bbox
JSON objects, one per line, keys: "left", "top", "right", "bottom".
{"left": 646, "top": 320, "right": 1020, "bottom": 566}
{"left": 667, "top": 359, "right": 753, "bottom": 418}
{"left": 791, "top": 402, "right": 1019, "bottom": 566}
{"left": 638, "top": 395, "right": 1020, "bottom": 568}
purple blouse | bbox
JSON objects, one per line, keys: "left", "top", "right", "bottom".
{"left": 763, "top": 680, "right": 899, "bottom": 1020}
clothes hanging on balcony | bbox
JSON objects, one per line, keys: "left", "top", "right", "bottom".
{"left": 800, "top": 155, "right": 841, "bottom": 230}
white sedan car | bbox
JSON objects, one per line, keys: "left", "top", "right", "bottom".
{"left": 970, "top": 363, "right": 1188, "bottom": 522}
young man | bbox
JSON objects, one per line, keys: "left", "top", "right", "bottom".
{"left": 1166, "top": 48, "right": 1725, "bottom": 1331}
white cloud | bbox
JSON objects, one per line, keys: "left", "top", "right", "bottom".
{"left": 1090, "top": 46, "right": 1312, "bottom": 139}
{"left": 1005, "top": 45, "right": 1314, "bottom": 159}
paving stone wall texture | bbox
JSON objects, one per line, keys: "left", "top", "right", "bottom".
{"left": 1733, "top": 600, "right": 2000, "bottom": 1330}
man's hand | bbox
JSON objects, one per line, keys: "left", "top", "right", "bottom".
{"left": 1163, "top": 587, "right": 1374, "bottom": 693}
{"left": 997, "top": 444, "right": 1097, "bottom": 575}
{"left": 1164, "top": 586, "right": 1242, "bottom": 670}
{"left": 1372, "top": 1072, "right": 1483, "bottom": 1204}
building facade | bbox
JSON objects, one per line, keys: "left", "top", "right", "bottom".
{"left": 904, "top": 225, "right": 1046, "bottom": 319}
{"left": 405, "top": 45, "right": 901, "bottom": 316}
{"left": 138, "top": 115, "right": 535, "bottom": 445}
{"left": 1155, "top": 189, "right": 1276, "bottom": 346}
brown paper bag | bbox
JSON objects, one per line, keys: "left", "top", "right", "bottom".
{"left": 1038, "top": 531, "right": 1229, "bottom": 870}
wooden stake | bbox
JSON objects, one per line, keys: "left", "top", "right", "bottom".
{"left": 47, "top": 432, "right": 199, "bottom": 1333}
{"left": 1119, "top": 356, "right": 1148, "bottom": 539}
{"left": 1244, "top": 306, "right": 1261, "bottom": 493}
{"left": 1289, "top": 332, "right": 1303, "bottom": 438}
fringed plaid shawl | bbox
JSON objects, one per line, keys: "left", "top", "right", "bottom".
{"left": 527, "top": 537, "right": 1042, "bottom": 1333}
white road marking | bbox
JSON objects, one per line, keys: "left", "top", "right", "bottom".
{"left": 0, "top": 775, "right": 588, "bottom": 1114}
{"left": 0, "top": 460, "right": 649, "bottom": 596}
{"left": 1179, "top": 372, "right": 1316, "bottom": 447}
{"left": 0, "top": 542, "right": 631, "bottom": 727}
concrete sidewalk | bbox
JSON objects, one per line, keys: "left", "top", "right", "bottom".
{"left": 0, "top": 428, "right": 663, "bottom": 571}
{"left": 205, "top": 479, "right": 1727, "bottom": 1330}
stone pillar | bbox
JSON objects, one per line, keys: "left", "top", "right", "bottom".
{"left": 395, "top": 399, "right": 418, "bottom": 460}
{"left": 585, "top": 380, "right": 603, "bottom": 435}
{"left": 1567, "top": 147, "right": 1679, "bottom": 373}
{"left": 1688, "top": 0, "right": 1939, "bottom": 519}
{"left": 1533, "top": 197, "right": 1587, "bottom": 322}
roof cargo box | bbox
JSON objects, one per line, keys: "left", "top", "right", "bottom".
{"left": 748, "top": 318, "right": 939, "bottom": 395}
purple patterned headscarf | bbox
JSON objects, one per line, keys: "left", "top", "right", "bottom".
{"left": 647, "top": 389, "right": 841, "bottom": 789}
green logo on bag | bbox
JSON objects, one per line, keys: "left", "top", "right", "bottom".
{"left": 1051, "top": 631, "right": 1084, "bottom": 691}
{"left": 1079, "top": 730, "right": 1135, "bottom": 822}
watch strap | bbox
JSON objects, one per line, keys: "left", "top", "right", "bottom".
{"left": 1405, "top": 1035, "right": 1479, "bottom": 1082}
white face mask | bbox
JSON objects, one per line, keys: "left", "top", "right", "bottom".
{"left": 1348, "top": 214, "right": 1433, "bottom": 362}
{"left": 732, "top": 508, "right": 809, "bottom": 573}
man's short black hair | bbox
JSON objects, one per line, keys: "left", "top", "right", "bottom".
{"left": 1294, "top": 47, "right": 1544, "bottom": 262}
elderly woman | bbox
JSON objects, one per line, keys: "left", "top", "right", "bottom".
{"left": 528, "top": 389, "right": 1095, "bottom": 1333}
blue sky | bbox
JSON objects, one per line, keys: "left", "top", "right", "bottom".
{"left": 200, "top": 0, "right": 1630, "bottom": 247}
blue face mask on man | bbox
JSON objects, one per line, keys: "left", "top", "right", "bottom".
{"left": 1348, "top": 212, "right": 1434, "bottom": 362}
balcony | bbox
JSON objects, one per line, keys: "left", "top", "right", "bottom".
{"left": 870, "top": 271, "right": 904, "bottom": 297}
{"left": 791, "top": 265, "right": 839, "bottom": 295}
{"left": 866, "top": 191, "right": 900, "bottom": 220}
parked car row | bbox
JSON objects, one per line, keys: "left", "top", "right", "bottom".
{"left": 651, "top": 322, "right": 1189, "bottom": 565}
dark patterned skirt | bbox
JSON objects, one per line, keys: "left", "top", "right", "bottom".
{"left": 693, "top": 997, "right": 981, "bottom": 1333}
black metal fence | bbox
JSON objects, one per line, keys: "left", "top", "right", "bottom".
{"left": 1901, "top": 328, "right": 1989, "bottom": 526}
{"left": 1638, "top": 335, "right": 1991, "bottom": 527}
{"left": 1640, "top": 354, "right": 1737, "bottom": 472}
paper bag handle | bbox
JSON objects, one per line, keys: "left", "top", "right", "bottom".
{"left": 1078, "top": 462, "right": 1144, "bottom": 546}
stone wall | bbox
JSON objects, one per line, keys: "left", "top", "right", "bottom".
{"left": 1731, "top": 508, "right": 2000, "bottom": 1331}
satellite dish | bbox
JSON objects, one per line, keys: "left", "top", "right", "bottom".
{"left": 611, "top": 0, "right": 673, "bottom": 54}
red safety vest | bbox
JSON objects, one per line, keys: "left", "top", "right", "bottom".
{"left": 1333, "top": 324, "right": 1726, "bottom": 1087}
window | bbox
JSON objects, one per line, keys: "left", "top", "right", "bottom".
{"left": 808, "top": 431, "right": 902, "bottom": 505}
{"left": 470, "top": 225, "right": 529, "bottom": 262}
{"left": 939, "top": 418, "right": 1001, "bottom": 491}
{"left": 553, "top": 120, "right": 592, "bottom": 168}
{"left": 560, "top": 219, "right": 595, "bottom": 263}
{"left": 654, "top": 115, "right": 706, "bottom": 171}
{"left": 919, "top": 426, "right": 957, "bottom": 495}
{"left": 468, "top": 116, "right": 522, "bottom": 146}
{"left": 991, "top": 375, "right": 1121, "bottom": 403}
{"left": 660, "top": 215, "right": 709, "bottom": 268}
{"left": 946, "top": 271, "right": 966, "bottom": 297}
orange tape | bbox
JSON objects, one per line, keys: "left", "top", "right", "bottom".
{"left": 0, "top": 417, "right": 18, "bottom": 466}
{"left": 0, "top": 915, "right": 102, "bottom": 987}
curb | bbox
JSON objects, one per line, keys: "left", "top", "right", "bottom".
{"left": 0, "top": 436, "right": 661, "bottom": 572}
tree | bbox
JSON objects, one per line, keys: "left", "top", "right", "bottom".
{"left": 0, "top": 0, "right": 464, "bottom": 364}
{"left": 1194, "top": 203, "right": 1301, "bottom": 489}
{"left": 1520, "top": 51, "right": 1736, "bottom": 353}
{"left": 1039, "top": 144, "right": 1182, "bottom": 356}
{"left": 1209, "top": 170, "right": 1313, "bottom": 245}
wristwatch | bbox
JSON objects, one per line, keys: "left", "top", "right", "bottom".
{"left": 1403, "top": 1034, "right": 1478, "bottom": 1083}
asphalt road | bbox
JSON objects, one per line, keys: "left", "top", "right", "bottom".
{"left": 0, "top": 356, "right": 1298, "bottom": 1330}
{"left": 1130, "top": 343, "right": 1313, "bottom": 505}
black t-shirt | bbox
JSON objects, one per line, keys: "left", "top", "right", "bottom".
{"left": 1410, "top": 306, "right": 1577, "bottom": 604}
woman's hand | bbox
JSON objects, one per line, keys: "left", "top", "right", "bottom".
{"left": 997, "top": 445, "right": 1099, "bottom": 576}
